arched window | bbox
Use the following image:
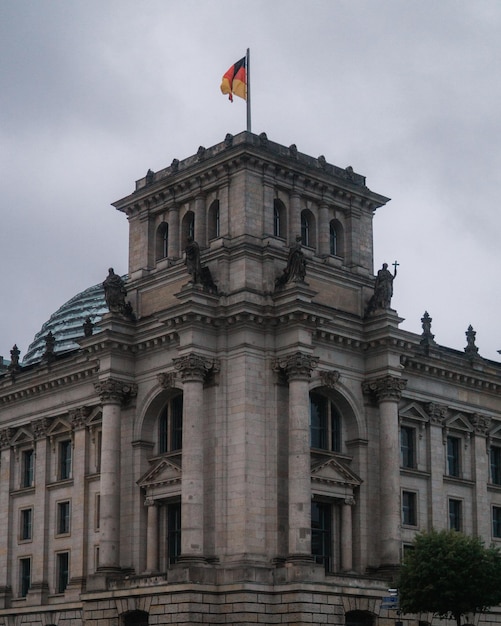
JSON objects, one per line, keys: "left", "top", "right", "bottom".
{"left": 123, "top": 610, "right": 149, "bottom": 626}
{"left": 273, "top": 199, "right": 286, "bottom": 238}
{"left": 181, "top": 211, "right": 195, "bottom": 244}
{"left": 158, "top": 394, "right": 183, "bottom": 454}
{"left": 156, "top": 222, "right": 169, "bottom": 261}
{"left": 208, "top": 200, "right": 220, "bottom": 240}
{"left": 301, "top": 210, "right": 315, "bottom": 248}
{"left": 310, "top": 391, "right": 342, "bottom": 452}
{"left": 329, "top": 219, "right": 344, "bottom": 257}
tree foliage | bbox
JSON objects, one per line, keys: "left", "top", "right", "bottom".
{"left": 397, "top": 530, "right": 501, "bottom": 626}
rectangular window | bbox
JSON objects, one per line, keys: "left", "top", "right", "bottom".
{"left": 56, "top": 551, "right": 69, "bottom": 593}
{"left": 491, "top": 446, "right": 501, "bottom": 485}
{"left": 311, "top": 501, "right": 332, "bottom": 572}
{"left": 401, "top": 426, "right": 416, "bottom": 469}
{"left": 447, "top": 436, "right": 461, "bottom": 477}
{"left": 95, "top": 430, "right": 102, "bottom": 473}
{"left": 59, "top": 440, "right": 72, "bottom": 480}
{"left": 57, "top": 501, "right": 71, "bottom": 535}
{"left": 95, "top": 494, "right": 100, "bottom": 531}
{"left": 19, "top": 557, "right": 31, "bottom": 597}
{"left": 167, "top": 502, "right": 181, "bottom": 565}
{"left": 20, "top": 508, "right": 33, "bottom": 541}
{"left": 449, "top": 498, "right": 462, "bottom": 531}
{"left": 22, "top": 449, "right": 34, "bottom": 488}
{"left": 402, "top": 491, "right": 417, "bottom": 526}
{"left": 493, "top": 506, "right": 501, "bottom": 539}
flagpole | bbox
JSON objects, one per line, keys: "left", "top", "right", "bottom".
{"left": 246, "top": 48, "right": 251, "bottom": 132}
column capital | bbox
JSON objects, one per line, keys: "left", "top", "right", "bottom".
{"left": 70, "top": 407, "right": 91, "bottom": 431}
{"left": 274, "top": 352, "right": 319, "bottom": 381}
{"left": 31, "top": 417, "right": 51, "bottom": 440}
{"left": 344, "top": 496, "right": 356, "bottom": 506}
{"left": 426, "top": 402, "right": 448, "bottom": 425}
{"left": 363, "top": 375, "right": 406, "bottom": 402}
{"left": 0, "top": 428, "right": 14, "bottom": 450}
{"left": 173, "top": 354, "right": 219, "bottom": 382}
{"left": 469, "top": 413, "right": 491, "bottom": 435}
{"left": 144, "top": 496, "right": 158, "bottom": 507}
{"left": 94, "top": 378, "right": 137, "bottom": 405}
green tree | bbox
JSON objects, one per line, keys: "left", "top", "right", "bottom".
{"left": 397, "top": 530, "right": 501, "bottom": 626}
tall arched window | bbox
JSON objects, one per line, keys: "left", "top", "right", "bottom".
{"left": 310, "top": 391, "right": 342, "bottom": 452}
{"left": 158, "top": 394, "right": 183, "bottom": 454}
{"left": 156, "top": 222, "right": 169, "bottom": 261}
{"left": 273, "top": 199, "right": 286, "bottom": 238}
{"left": 208, "top": 200, "right": 220, "bottom": 240}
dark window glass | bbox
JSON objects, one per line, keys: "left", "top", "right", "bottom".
{"left": 311, "top": 502, "right": 332, "bottom": 572}
{"left": 401, "top": 426, "right": 416, "bottom": 469}
{"left": 59, "top": 440, "right": 72, "bottom": 480}
{"left": 301, "top": 213, "right": 309, "bottom": 247}
{"left": 159, "top": 395, "right": 183, "bottom": 454}
{"left": 57, "top": 552, "right": 69, "bottom": 593}
{"left": 22, "top": 449, "right": 34, "bottom": 488}
{"left": 20, "top": 508, "right": 33, "bottom": 541}
{"left": 329, "top": 222, "right": 337, "bottom": 255}
{"left": 167, "top": 502, "right": 181, "bottom": 565}
{"left": 310, "top": 393, "right": 341, "bottom": 452}
{"left": 491, "top": 446, "right": 501, "bottom": 485}
{"left": 493, "top": 506, "right": 501, "bottom": 538}
{"left": 449, "top": 498, "right": 462, "bottom": 531}
{"left": 57, "top": 501, "right": 70, "bottom": 534}
{"left": 446, "top": 436, "right": 460, "bottom": 477}
{"left": 20, "top": 557, "right": 31, "bottom": 597}
{"left": 402, "top": 491, "right": 417, "bottom": 526}
{"left": 156, "top": 223, "right": 169, "bottom": 260}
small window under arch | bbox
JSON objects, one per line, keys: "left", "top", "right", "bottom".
{"left": 123, "top": 610, "right": 149, "bottom": 626}
{"left": 158, "top": 394, "right": 183, "bottom": 454}
{"left": 310, "top": 391, "right": 342, "bottom": 453}
{"left": 156, "top": 222, "right": 169, "bottom": 261}
{"left": 182, "top": 211, "right": 195, "bottom": 244}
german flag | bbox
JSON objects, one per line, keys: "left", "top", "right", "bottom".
{"left": 220, "top": 57, "right": 247, "bottom": 102}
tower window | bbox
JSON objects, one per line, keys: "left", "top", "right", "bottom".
{"left": 167, "top": 501, "right": 181, "bottom": 565}
{"left": 273, "top": 199, "right": 286, "bottom": 238}
{"left": 446, "top": 436, "right": 460, "bottom": 477}
{"left": 56, "top": 551, "right": 69, "bottom": 593}
{"left": 491, "top": 446, "right": 501, "bottom": 485}
{"left": 57, "top": 501, "right": 71, "bottom": 535}
{"left": 19, "top": 557, "right": 31, "bottom": 597}
{"left": 400, "top": 426, "right": 416, "bottom": 469}
{"left": 329, "top": 219, "right": 344, "bottom": 257}
{"left": 20, "top": 508, "right": 33, "bottom": 541}
{"left": 208, "top": 200, "right": 220, "bottom": 240}
{"left": 493, "top": 506, "right": 501, "bottom": 538}
{"left": 448, "top": 498, "right": 462, "bottom": 531}
{"left": 59, "top": 440, "right": 72, "bottom": 480}
{"left": 22, "top": 449, "right": 34, "bottom": 488}
{"left": 156, "top": 222, "right": 169, "bottom": 260}
{"left": 402, "top": 491, "right": 417, "bottom": 526}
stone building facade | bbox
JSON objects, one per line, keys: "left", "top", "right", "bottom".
{"left": 0, "top": 131, "right": 500, "bottom": 625}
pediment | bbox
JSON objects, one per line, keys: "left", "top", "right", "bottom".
{"left": 490, "top": 421, "right": 501, "bottom": 440}
{"left": 47, "top": 417, "right": 71, "bottom": 436}
{"left": 445, "top": 412, "right": 473, "bottom": 432}
{"left": 138, "top": 457, "right": 182, "bottom": 489}
{"left": 399, "top": 402, "right": 429, "bottom": 422}
{"left": 10, "top": 427, "right": 33, "bottom": 446}
{"left": 311, "top": 457, "right": 362, "bottom": 489}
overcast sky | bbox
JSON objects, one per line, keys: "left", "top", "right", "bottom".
{"left": 1, "top": 0, "right": 500, "bottom": 362}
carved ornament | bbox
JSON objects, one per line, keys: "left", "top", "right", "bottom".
{"left": 173, "top": 354, "right": 219, "bottom": 382}
{"left": 94, "top": 379, "right": 138, "bottom": 405}
{"left": 273, "top": 352, "right": 319, "bottom": 381}
{"left": 320, "top": 370, "right": 340, "bottom": 389}
{"left": 363, "top": 375, "right": 407, "bottom": 402}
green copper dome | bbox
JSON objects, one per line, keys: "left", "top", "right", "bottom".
{"left": 22, "top": 281, "right": 109, "bottom": 366}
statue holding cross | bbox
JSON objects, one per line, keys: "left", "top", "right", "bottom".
{"left": 365, "top": 261, "right": 398, "bottom": 315}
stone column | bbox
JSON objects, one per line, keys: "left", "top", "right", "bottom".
{"left": 168, "top": 204, "right": 180, "bottom": 260}
{"left": 0, "top": 430, "right": 13, "bottom": 607}
{"left": 289, "top": 191, "right": 301, "bottom": 245}
{"left": 68, "top": 408, "right": 89, "bottom": 590}
{"left": 277, "top": 352, "right": 318, "bottom": 559}
{"left": 364, "top": 375, "right": 406, "bottom": 568}
{"left": 341, "top": 497, "right": 355, "bottom": 572}
{"left": 470, "top": 414, "right": 491, "bottom": 539}
{"left": 173, "top": 354, "right": 215, "bottom": 562}
{"left": 29, "top": 418, "right": 51, "bottom": 603}
{"left": 194, "top": 193, "right": 206, "bottom": 247}
{"left": 318, "top": 202, "right": 330, "bottom": 256}
{"left": 144, "top": 497, "right": 159, "bottom": 573}
{"left": 95, "top": 379, "right": 137, "bottom": 571}
{"left": 426, "top": 403, "right": 447, "bottom": 529}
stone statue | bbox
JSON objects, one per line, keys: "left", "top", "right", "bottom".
{"left": 365, "top": 262, "right": 398, "bottom": 315}
{"left": 275, "top": 236, "right": 307, "bottom": 288}
{"left": 184, "top": 237, "right": 202, "bottom": 285}
{"left": 103, "top": 268, "right": 128, "bottom": 314}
